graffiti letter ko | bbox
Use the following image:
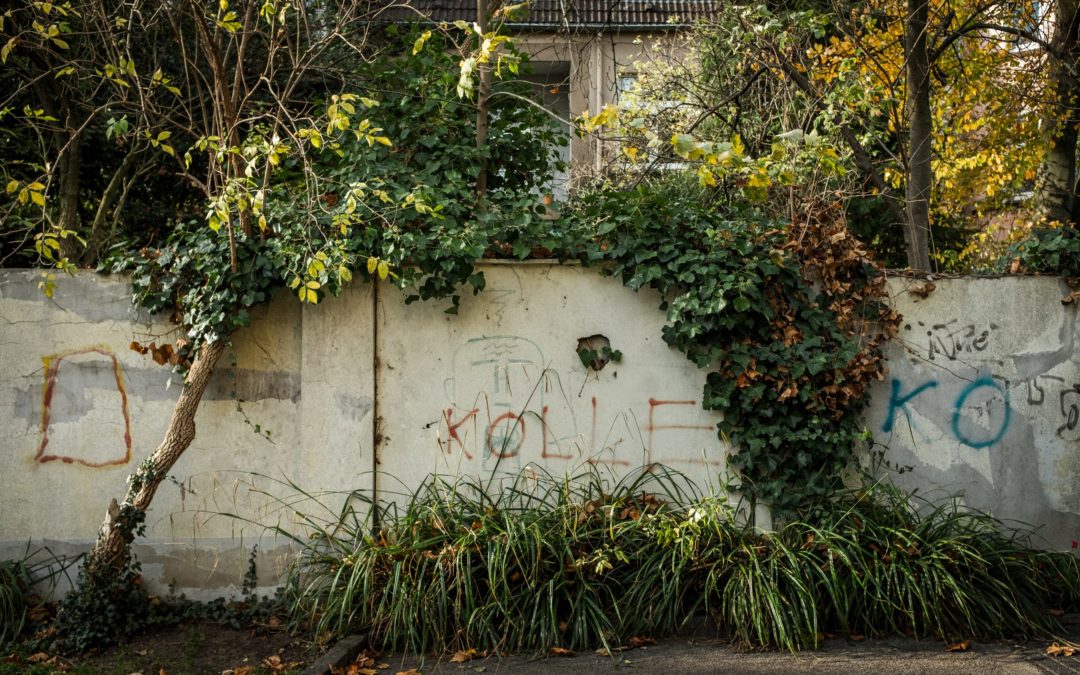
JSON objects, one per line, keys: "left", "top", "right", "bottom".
{"left": 881, "top": 379, "right": 938, "bottom": 434}
{"left": 882, "top": 376, "right": 1010, "bottom": 449}
{"left": 950, "top": 377, "right": 1010, "bottom": 449}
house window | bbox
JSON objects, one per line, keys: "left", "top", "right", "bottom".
{"left": 617, "top": 74, "right": 638, "bottom": 103}
{"left": 522, "top": 61, "right": 572, "bottom": 201}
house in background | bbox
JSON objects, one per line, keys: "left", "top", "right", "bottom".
{"left": 386, "top": 0, "right": 717, "bottom": 197}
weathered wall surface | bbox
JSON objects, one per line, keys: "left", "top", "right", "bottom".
{"left": 1, "top": 268, "right": 1077, "bottom": 595}
{"left": 868, "top": 277, "right": 1080, "bottom": 550}
{"left": 375, "top": 264, "right": 726, "bottom": 495}
{"left": 0, "top": 271, "right": 375, "bottom": 598}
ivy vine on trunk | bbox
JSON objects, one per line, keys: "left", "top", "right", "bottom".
{"left": 87, "top": 341, "right": 226, "bottom": 582}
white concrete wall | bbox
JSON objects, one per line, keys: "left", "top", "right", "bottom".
{"left": 867, "top": 277, "right": 1080, "bottom": 550}
{"left": 1, "top": 268, "right": 1077, "bottom": 595}
{"left": 375, "top": 263, "right": 727, "bottom": 497}
{"left": 0, "top": 272, "right": 375, "bottom": 598}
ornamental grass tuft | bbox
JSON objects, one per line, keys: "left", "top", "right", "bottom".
{"left": 277, "top": 468, "right": 1080, "bottom": 654}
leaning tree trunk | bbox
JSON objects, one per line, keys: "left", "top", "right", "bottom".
{"left": 904, "top": 0, "right": 933, "bottom": 271}
{"left": 1036, "top": 0, "right": 1080, "bottom": 225}
{"left": 85, "top": 341, "right": 226, "bottom": 582}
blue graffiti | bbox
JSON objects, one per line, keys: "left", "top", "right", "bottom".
{"left": 882, "top": 376, "right": 1011, "bottom": 449}
{"left": 951, "top": 376, "right": 1010, "bottom": 448}
{"left": 881, "top": 379, "right": 938, "bottom": 434}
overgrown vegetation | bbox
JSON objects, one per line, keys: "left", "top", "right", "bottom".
{"left": 0, "top": 546, "right": 76, "bottom": 651}
{"left": 51, "top": 546, "right": 284, "bottom": 654}
{"left": 0, "top": 559, "right": 34, "bottom": 650}
{"left": 281, "top": 468, "right": 1080, "bottom": 654}
{"left": 1004, "top": 225, "right": 1080, "bottom": 277}
{"left": 553, "top": 191, "right": 897, "bottom": 511}
{"left": 4, "top": 0, "right": 1080, "bottom": 660}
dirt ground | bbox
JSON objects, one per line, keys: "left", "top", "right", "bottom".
{"left": 4, "top": 621, "right": 312, "bottom": 675}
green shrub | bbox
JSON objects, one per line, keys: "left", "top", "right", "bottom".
{"left": 281, "top": 471, "right": 1080, "bottom": 654}
{"left": 1003, "top": 226, "right": 1080, "bottom": 276}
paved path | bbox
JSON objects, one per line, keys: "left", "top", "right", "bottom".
{"left": 379, "top": 617, "right": 1080, "bottom": 674}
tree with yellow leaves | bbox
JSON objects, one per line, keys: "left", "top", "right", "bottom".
{"left": 579, "top": 0, "right": 1067, "bottom": 271}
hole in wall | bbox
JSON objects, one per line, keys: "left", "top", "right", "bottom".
{"left": 577, "top": 334, "right": 615, "bottom": 371}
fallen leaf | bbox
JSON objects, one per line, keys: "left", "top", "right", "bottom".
{"left": 848, "top": 633, "right": 865, "bottom": 642}
{"left": 628, "top": 636, "right": 657, "bottom": 648}
{"left": 395, "top": 670, "right": 422, "bottom": 675}
{"left": 134, "top": 650, "right": 148, "bottom": 656}
{"left": 32, "top": 626, "right": 57, "bottom": 640}
{"left": 1047, "top": 642, "right": 1078, "bottom": 657}
{"left": 28, "top": 605, "right": 51, "bottom": 622}
{"left": 549, "top": 647, "right": 575, "bottom": 657}
{"left": 945, "top": 640, "right": 971, "bottom": 652}
{"left": 27, "top": 653, "right": 51, "bottom": 663}
{"left": 1049, "top": 608, "right": 1065, "bottom": 617}
{"left": 450, "top": 649, "right": 481, "bottom": 663}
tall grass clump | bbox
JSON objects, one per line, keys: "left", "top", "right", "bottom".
{"left": 0, "top": 559, "right": 32, "bottom": 649}
{"left": 283, "top": 466, "right": 709, "bottom": 654}
{"left": 280, "top": 470, "right": 1080, "bottom": 654}
{"left": 0, "top": 546, "right": 75, "bottom": 649}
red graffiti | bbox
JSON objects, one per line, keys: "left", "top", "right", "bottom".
{"left": 438, "top": 395, "right": 720, "bottom": 467}
{"left": 487, "top": 411, "right": 525, "bottom": 458}
{"left": 646, "top": 398, "right": 717, "bottom": 466}
{"left": 443, "top": 407, "right": 479, "bottom": 459}
{"left": 36, "top": 347, "right": 132, "bottom": 468}
{"left": 585, "top": 396, "right": 631, "bottom": 466}
{"left": 541, "top": 405, "right": 575, "bottom": 459}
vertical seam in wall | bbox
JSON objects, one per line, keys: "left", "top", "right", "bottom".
{"left": 371, "top": 281, "right": 380, "bottom": 533}
{"left": 298, "top": 295, "right": 304, "bottom": 487}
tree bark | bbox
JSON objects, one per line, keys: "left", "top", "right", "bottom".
{"left": 475, "top": 0, "right": 491, "bottom": 197}
{"left": 89, "top": 148, "right": 141, "bottom": 259}
{"left": 85, "top": 341, "right": 226, "bottom": 580}
{"left": 1036, "top": 0, "right": 1080, "bottom": 225}
{"left": 904, "top": 0, "right": 933, "bottom": 271}
{"left": 57, "top": 131, "right": 82, "bottom": 235}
